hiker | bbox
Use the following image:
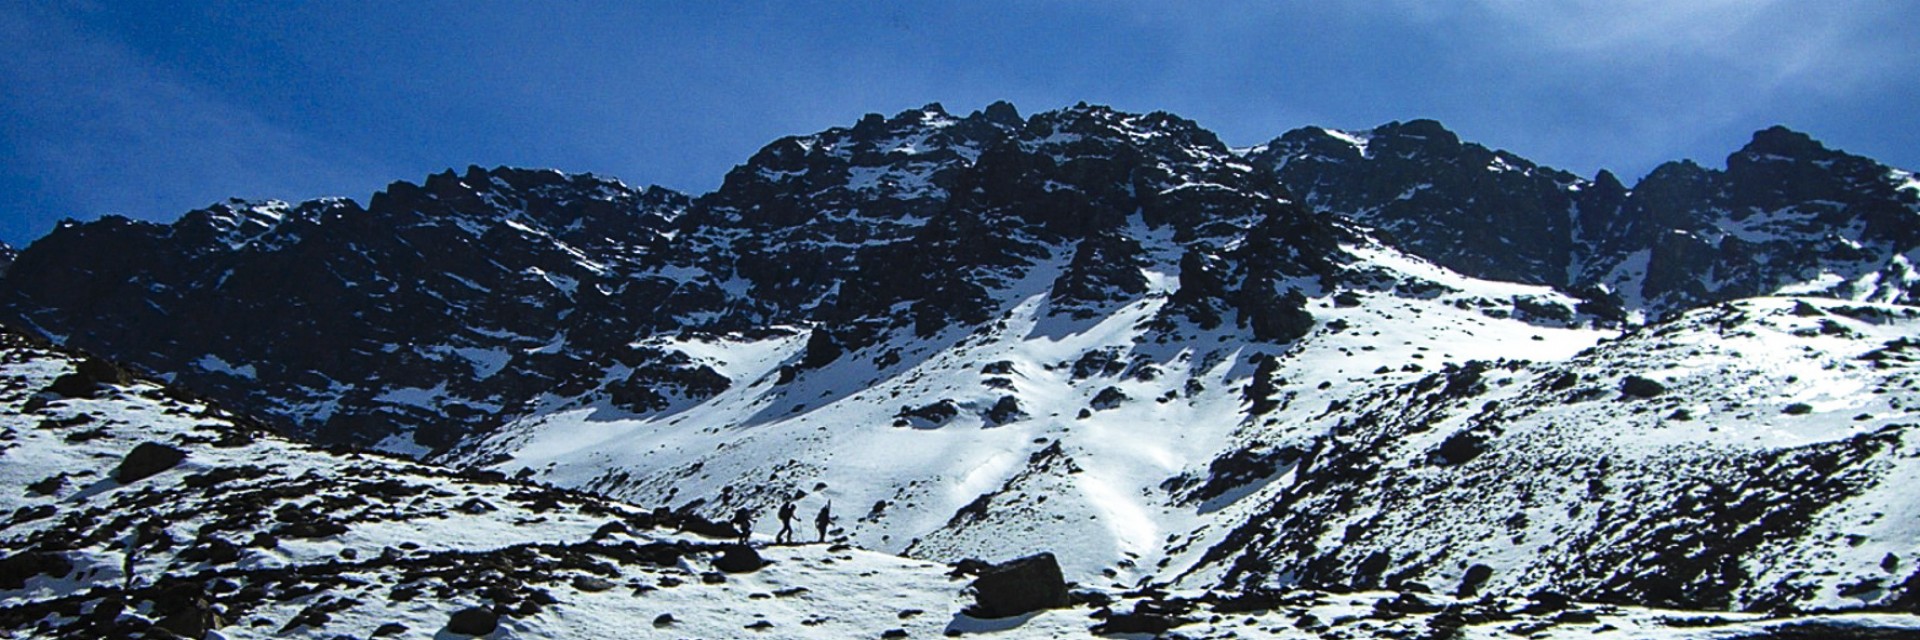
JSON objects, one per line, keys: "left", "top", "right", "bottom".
{"left": 776, "top": 500, "right": 797, "bottom": 544}
{"left": 122, "top": 514, "right": 164, "bottom": 590}
{"left": 732, "top": 508, "right": 753, "bottom": 545}
{"left": 814, "top": 501, "right": 832, "bottom": 543}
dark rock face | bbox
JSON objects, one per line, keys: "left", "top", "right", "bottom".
{"left": 0, "top": 174, "right": 706, "bottom": 451}
{"left": 1607, "top": 128, "right": 1920, "bottom": 314}
{"left": 29, "top": 108, "right": 1891, "bottom": 468}
{"left": 0, "top": 103, "right": 1359, "bottom": 452}
{"left": 967, "top": 552, "right": 1071, "bottom": 619}
{"left": 1049, "top": 230, "right": 1149, "bottom": 318}
{"left": 115, "top": 442, "right": 188, "bottom": 483}
{"left": 1255, "top": 121, "right": 1920, "bottom": 317}
{"left": 1251, "top": 120, "right": 1598, "bottom": 287}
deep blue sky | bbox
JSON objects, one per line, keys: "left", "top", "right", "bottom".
{"left": 3, "top": 1, "right": 1916, "bottom": 246}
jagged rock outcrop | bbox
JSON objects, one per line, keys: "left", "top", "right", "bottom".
{"left": 1256, "top": 121, "right": 1920, "bottom": 317}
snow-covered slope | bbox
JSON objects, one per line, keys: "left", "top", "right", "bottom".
{"left": 448, "top": 233, "right": 1612, "bottom": 588}
{"left": 8, "top": 326, "right": 1920, "bottom": 638}
{"left": 0, "top": 328, "right": 974, "bottom": 638}
{"left": 1181, "top": 297, "right": 1920, "bottom": 612}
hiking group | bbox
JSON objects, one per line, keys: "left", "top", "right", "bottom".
{"left": 732, "top": 498, "right": 833, "bottom": 546}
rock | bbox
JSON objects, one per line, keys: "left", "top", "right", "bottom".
{"left": 985, "top": 395, "right": 1027, "bottom": 425}
{"left": 457, "top": 498, "right": 497, "bottom": 514}
{"left": 25, "top": 473, "right": 66, "bottom": 496}
{"left": 446, "top": 607, "right": 499, "bottom": 636}
{"left": 572, "top": 575, "right": 616, "bottom": 592}
{"left": 1244, "top": 354, "right": 1282, "bottom": 416}
{"left": 0, "top": 551, "right": 72, "bottom": 589}
{"left": 714, "top": 544, "right": 763, "bottom": 573}
{"left": 46, "top": 356, "right": 132, "bottom": 398}
{"left": 1091, "top": 611, "right": 1176, "bottom": 636}
{"left": 799, "top": 328, "right": 843, "bottom": 369}
{"left": 1619, "top": 375, "right": 1666, "bottom": 399}
{"left": 1431, "top": 431, "right": 1487, "bottom": 466}
{"left": 115, "top": 442, "right": 188, "bottom": 483}
{"left": 881, "top": 629, "right": 909, "bottom": 639}
{"left": 894, "top": 400, "right": 960, "bottom": 427}
{"left": 1456, "top": 564, "right": 1494, "bottom": 598}
{"left": 372, "top": 622, "right": 408, "bottom": 637}
{"left": 153, "top": 595, "right": 225, "bottom": 638}
{"left": 967, "top": 552, "right": 1071, "bottom": 618}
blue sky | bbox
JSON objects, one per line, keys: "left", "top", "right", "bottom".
{"left": 2, "top": 1, "right": 1916, "bottom": 246}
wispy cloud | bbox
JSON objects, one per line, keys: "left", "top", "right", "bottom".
{"left": 1318, "top": 0, "right": 1920, "bottom": 178}
{"left": 1471, "top": 0, "right": 1910, "bottom": 95}
{"left": 0, "top": 4, "right": 388, "bottom": 243}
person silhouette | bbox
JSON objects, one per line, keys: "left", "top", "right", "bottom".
{"left": 814, "top": 501, "right": 832, "bottom": 543}
{"left": 732, "top": 508, "right": 753, "bottom": 545}
{"left": 776, "top": 500, "right": 797, "bottom": 544}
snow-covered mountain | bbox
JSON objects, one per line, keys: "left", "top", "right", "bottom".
{"left": 1254, "top": 122, "right": 1920, "bottom": 317}
{"left": 3, "top": 101, "right": 1920, "bottom": 628}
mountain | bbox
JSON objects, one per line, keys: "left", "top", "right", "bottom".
{"left": 5, "top": 328, "right": 1918, "bottom": 638}
{"left": 1252, "top": 121, "right": 1920, "bottom": 317}
{"left": 3, "top": 102, "right": 1920, "bottom": 624}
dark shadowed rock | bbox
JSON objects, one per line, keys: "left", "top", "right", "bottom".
{"left": 115, "top": 442, "right": 188, "bottom": 483}
{"left": 1431, "top": 431, "right": 1487, "bottom": 466}
{"left": 446, "top": 606, "right": 499, "bottom": 636}
{"left": 47, "top": 356, "right": 132, "bottom": 399}
{"left": 1456, "top": 564, "right": 1494, "bottom": 598}
{"left": 714, "top": 543, "right": 763, "bottom": 573}
{"left": 1620, "top": 375, "right": 1666, "bottom": 399}
{"left": 152, "top": 583, "right": 225, "bottom": 639}
{"left": 986, "top": 395, "right": 1027, "bottom": 425}
{"left": 0, "top": 551, "right": 72, "bottom": 589}
{"left": 967, "top": 552, "right": 1071, "bottom": 618}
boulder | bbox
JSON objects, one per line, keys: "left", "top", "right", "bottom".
{"left": 115, "top": 442, "right": 188, "bottom": 484}
{"left": 714, "top": 544, "right": 763, "bottom": 573}
{"left": 1456, "top": 564, "right": 1494, "bottom": 598}
{"left": 0, "top": 551, "right": 72, "bottom": 589}
{"left": 152, "top": 584, "right": 224, "bottom": 639}
{"left": 967, "top": 552, "right": 1071, "bottom": 618}
{"left": 47, "top": 356, "right": 132, "bottom": 399}
{"left": 1619, "top": 375, "right": 1666, "bottom": 399}
{"left": 446, "top": 607, "right": 499, "bottom": 636}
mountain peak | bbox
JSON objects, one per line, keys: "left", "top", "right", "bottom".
{"left": 977, "top": 100, "right": 1022, "bottom": 126}
{"left": 1371, "top": 118, "right": 1462, "bottom": 151}
{"left": 1735, "top": 125, "right": 1830, "bottom": 163}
